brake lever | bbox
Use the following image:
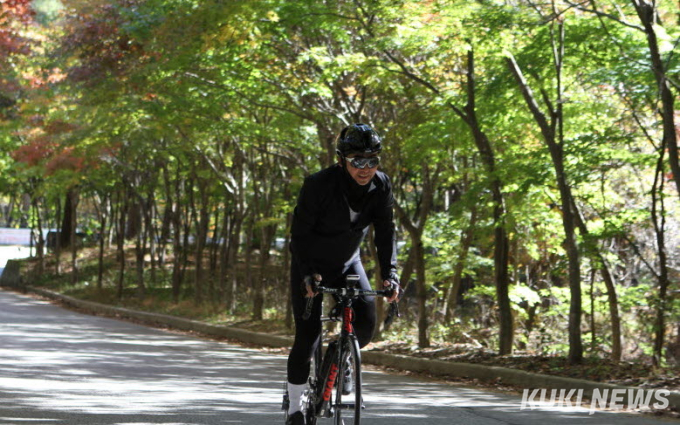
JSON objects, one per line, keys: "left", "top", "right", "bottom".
{"left": 391, "top": 300, "right": 400, "bottom": 318}
{"left": 383, "top": 301, "right": 400, "bottom": 328}
{"left": 302, "top": 295, "right": 314, "bottom": 320}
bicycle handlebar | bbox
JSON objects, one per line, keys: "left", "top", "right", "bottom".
{"left": 316, "top": 286, "right": 393, "bottom": 297}
{"left": 302, "top": 284, "right": 400, "bottom": 324}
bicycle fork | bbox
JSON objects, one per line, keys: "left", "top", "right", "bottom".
{"left": 316, "top": 303, "right": 356, "bottom": 417}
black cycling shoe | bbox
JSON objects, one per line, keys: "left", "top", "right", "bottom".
{"left": 286, "top": 410, "right": 306, "bottom": 425}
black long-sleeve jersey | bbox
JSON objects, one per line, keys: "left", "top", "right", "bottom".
{"left": 290, "top": 164, "right": 397, "bottom": 282}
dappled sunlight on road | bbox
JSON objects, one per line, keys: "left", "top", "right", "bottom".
{"left": 0, "top": 292, "right": 286, "bottom": 424}
{"left": 0, "top": 290, "right": 673, "bottom": 425}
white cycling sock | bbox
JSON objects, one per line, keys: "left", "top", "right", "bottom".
{"left": 287, "top": 382, "right": 306, "bottom": 415}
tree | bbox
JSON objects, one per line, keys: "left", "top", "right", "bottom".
{"left": 563, "top": 0, "right": 679, "bottom": 365}
{"left": 0, "top": 0, "right": 34, "bottom": 112}
{"left": 359, "top": 1, "right": 515, "bottom": 354}
{"left": 565, "top": 0, "right": 679, "bottom": 200}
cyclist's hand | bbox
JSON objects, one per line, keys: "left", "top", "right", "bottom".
{"left": 383, "top": 279, "right": 402, "bottom": 303}
{"left": 304, "top": 274, "right": 322, "bottom": 298}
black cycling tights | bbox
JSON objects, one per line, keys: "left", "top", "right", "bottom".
{"left": 287, "top": 261, "right": 377, "bottom": 385}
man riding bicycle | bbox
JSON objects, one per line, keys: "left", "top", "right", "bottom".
{"left": 286, "top": 123, "right": 401, "bottom": 425}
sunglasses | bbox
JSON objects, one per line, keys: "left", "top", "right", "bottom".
{"left": 347, "top": 156, "right": 380, "bottom": 169}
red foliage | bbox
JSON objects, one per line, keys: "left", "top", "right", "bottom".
{"left": 12, "top": 118, "right": 84, "bottom": 175}
{"left": 60, "top": 2, "right": 146, "bottom": 85}
{"left": 0, "top": 0, "right": 34, "bottom": 113}
{"left": 0, "top": 0, "right": 35, "bottom": 58}
{"left": 45, "top": 147, "right": 86, "bottom": 175}
{"left": 11, "top": 135, "right": 57, "bottom": 166}
{"left": 13, "top": 135, "right": 90, "bottom": 175}
{"left": 44, "top": 119, "right": 77, "bottom": 135}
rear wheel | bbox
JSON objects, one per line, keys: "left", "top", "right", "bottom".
{"left": 334, "top": 336, "right": 361, "bottom": 425}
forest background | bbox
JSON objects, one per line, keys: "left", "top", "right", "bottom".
{"left": 1, "top": 0, "right": 679, "bottom": 374}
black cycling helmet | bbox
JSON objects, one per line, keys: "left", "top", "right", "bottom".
{"left": 336, "top": 123, "right": 382, "bottom": 157}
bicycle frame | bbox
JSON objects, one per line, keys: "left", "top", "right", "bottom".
{"left": 314, "top": 290, "right": 357, "bottom": 418}
{"left": 308, "top": 275, "right": 395, "bottom": 423}
{"left": 284, "top": 274, "right": 399, "bottom": 425}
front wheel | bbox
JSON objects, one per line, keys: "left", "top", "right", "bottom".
{"left": 334, "top": 335, "right": 361, "bottom": 425}
{"left": 305, "top": 343, "right": 322, "bottom": 425}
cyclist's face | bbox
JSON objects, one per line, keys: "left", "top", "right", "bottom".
{"left": 343, "top": 153, "right": 379, "bottom": 186}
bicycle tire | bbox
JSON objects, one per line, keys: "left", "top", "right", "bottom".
{"left": 334, "top": 335, "right": 361, "bottom": 425}
{"left": 305, "top": 340, "right": 323, "bottom": 425}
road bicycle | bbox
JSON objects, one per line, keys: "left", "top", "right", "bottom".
{"left": 282, "top": 274, "right": 399, "bottom": 425}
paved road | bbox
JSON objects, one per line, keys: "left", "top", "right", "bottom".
{"left": 0, "top": 289, "right": 677, "bottom": 425}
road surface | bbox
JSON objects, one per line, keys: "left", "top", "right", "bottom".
{"left": 0, "top": 289, "right": 677, "bottom": 425}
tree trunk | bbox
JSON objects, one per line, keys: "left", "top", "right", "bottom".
{"left": 382, "top": 44, "right": 511, "bottom": 353}
{"left": 254, "top": 228, "right": 268, "bottom": 321}
{"left": 252, "top": 187, "right": 265, "bottom": 321}
{"left": 490, "top": 184, "right": 513, "bottom": 355}
{"left": 571, "top": 192, "right": 623, "bottom": 361}
{"left": 367, "top": 228, "right": 385, "bottom": 340}
{"left": 589, "top": 268, "right": 597, "bottom": 352}
{"left": 632, "top": 0, "right": 680, "bottom": 200}
{"left": 414, "top": 233, "right": 429, "bottom": 348}
{"left": 116, "top": 188, "right": 128, "bottom": 299}
{"left": 191, "top": 177, "right": 209, "bottom": 305}
{"left": 651, "top": 153, "right": 671, "bottom": 366}
{"left": 69, "top": 189, "right": 79, "bottom": 286}
{"left": 556, "top": 162, "right": 583, "bottom": 364}
{"left": 506, "top": 47, "right": 583, "bottom": 363}
{"left": 180, "top": 196, "right": 192, "bottom": 298}
{"left": 126, "top": 197, "right": 142, "bottom": 240}
{"left": 444, "top": 205, "right": 477, "bottom": 323}
{"left": 97, "top": 195, "right": 109, "bottom": 291}
{"left": 596, "top": 257, "right": 622, "bottom": 361}
{"left": 283, "top": 210, "right": 294, "bottom": 330}
{"left": 159, "top": 165, "right": 174, "bottom": 267}
{"left": 20, "top": 193, "right": 30, "bottom": 228}
{"left": 60, "top": 190, "right": 75, "bottom": 248}
{"left": 393, "top": 164, "right": 436, "bottom": 348}
{"left": 398, "top": 245, "right": 416, "bottom": 298}
{"left": 55, "top": 197, "right": 62, "bottom": 275}
{"left": 132, "top": 191, "right": 147, "bottom": 297}
{"left": 209, "top": 205, "right": 221, "bottom": 276}
{"left": 244, "top": 216, "right": 255, "bottom": 316}
{"left": 32, "top": 197, "right": 45, "bottom": 276}
{"left": 226, "top": 215, "right": 242, "bottom": 313}
{"left": 219, "top": 205, "right": 234, "bottom": 311}
{"left": 170, "top": 176, "right": 183, "bottom": 303}
{"left": 146, "top": 191, "right": 157, "bottom": 287}
{"left": 456, "top": 48, "right": 513, "bottom": 355}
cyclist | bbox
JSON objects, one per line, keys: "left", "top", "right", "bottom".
{"left": 285, "top": 123, "right": 401, "bottom": 425}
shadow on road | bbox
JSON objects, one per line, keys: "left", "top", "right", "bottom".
{"left": 0, "top": 290, "right": 674, "bottom": 425}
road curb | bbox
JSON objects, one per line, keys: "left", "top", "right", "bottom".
{"left": 361, "top": 351, "right": 679, "bottom": 408}
{"left": 26, "top": 286, "right": 294, "bottom": 349}
{"left": 8, "top": 284, "right": 680, "bottom": 411}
